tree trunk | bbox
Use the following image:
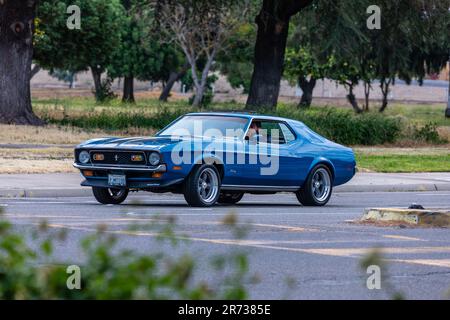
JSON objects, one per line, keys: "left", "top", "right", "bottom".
{"left": 246, "top": 14, "right": 290, "bottom": 110}
{"left": 363, "top": 81, "right": 371, "bottom": 112}
{"left": 379, "top": 78, "right": 392, "bottom": 113}
{"left": 91, "top": 67, "right": 103, "bottom": 100}
{"left": 68, "top": 72, "right": 75, "bottom": 89}
{"left": 159, "top": 63, "right": 189, "bottom": 102}
{"left": 346, "top": 84, "right": 363, "bottom": 114}
{"left": 191, "top": 53, "right": 216, "bottom": 108}
{"left": 122, "top": 76, "right": 135, "bottom": 103}
{"left": 298, "top": 76, "right": 316, "bottom": 108}
{"left": 246, "top": 0, "right": 312, "bottom": 110}
{"left": 0, "top": 0, "right": 44, "bottom": 125}
{"left": 192, "top": 85, "right": 205, "bottom": 108}
{"left": 446, "top": 59, "right": 450, "bottom": 118}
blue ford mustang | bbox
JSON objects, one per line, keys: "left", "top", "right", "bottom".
{"left": 73, "top": 112, "right": 356, "bottom": 207}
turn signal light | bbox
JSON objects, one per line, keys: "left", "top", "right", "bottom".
{"left": 173, "top": 166, "right": 182, "bottom": 170}
{"left": 93, "top": 153, "right": 104, "bottom": 161}
{"left": 152, "top": 173, "right": 163, "bottom": 178}
{"left": 131, "top": 154, "right": 144, "bottom": 162}
{"left": 83, "top": 170, "right": 94, "bottom": 177}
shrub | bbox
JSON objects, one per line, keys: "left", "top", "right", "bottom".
{"left": 412, "top": 122, "right": 446, "bottom": 144}
{"left": 0, "top": 209, "right": 251, "bottom": 300}
{"left": 275, "top": 107, "right": 402, "bottom": 145}
{"left": 40, "top": 101, "right": 403, "bottom": 145}
{"left": 43, "top": 108, "right": 189, "bottom": 133}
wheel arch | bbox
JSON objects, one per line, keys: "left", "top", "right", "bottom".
{"left": 307, "top": 157, "right": 335, "bottom": 181}
{"left": 191, "top": 154, "right": 225, "bottom": 180}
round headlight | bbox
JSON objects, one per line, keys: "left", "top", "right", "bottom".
{"left": 149, "top": 152, "right": 161, "bottom": 166}
{"left": 79, "top": 151, "right": 90, "bottom": 164}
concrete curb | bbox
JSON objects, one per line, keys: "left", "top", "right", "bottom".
{"left": 0, "top": 183, "right": 449, "bottom": 198}
{"left": 362, "top": 208, "right": 450, "bottom": 227}
{"left": 335, "top": 183, "right": 450, "bottom": 193}
{"left": 0, "top": 188, "right": 91, "bottom": 198}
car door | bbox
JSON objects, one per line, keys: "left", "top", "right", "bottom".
{"left": 239, "top": 120, "right": 306, "bottom": 188}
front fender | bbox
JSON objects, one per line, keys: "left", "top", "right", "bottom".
{"left": 192, "top": 153, "right": 225, "bottom": 166}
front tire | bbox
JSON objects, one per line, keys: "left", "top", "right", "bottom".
{"left": 183, "top": 165, "right": 221, "bottom": 207}
{"left": 296, "top": 165, "right": 332, "bottom": 206}
{"left": 218, "top": 192, "right": 244, "bottom": 205}
{"left": 92, "top": 187, "right": 129, "bottom": 205}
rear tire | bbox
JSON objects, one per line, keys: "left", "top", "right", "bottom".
{"left": 296, "top": 164, "right": 332, "bottom": 206}
{"left": 92, "top": 187, "right": 129, "bottom": 205}
{"left": 183, "top": 165, "right": 221, "bottom": 207}
{"left": 218, "top": 192, "right": 244, "bottom": 205}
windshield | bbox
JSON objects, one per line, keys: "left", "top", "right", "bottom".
{"left": 158, "top": 115, "right": 249, "bottom": 139}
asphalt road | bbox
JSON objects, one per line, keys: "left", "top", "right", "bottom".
{"left": 1, "top": 191, "right": 450, "bottom": 300}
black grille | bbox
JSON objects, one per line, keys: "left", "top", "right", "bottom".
{"left": 90, "top": 151, "right": 146, "bottom": 166}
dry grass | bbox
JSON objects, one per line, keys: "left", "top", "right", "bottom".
{"left": 31, "top": 88, "right": 186, "bottom": 101}
{"left": 438, "top": 126, "right": 450, "bottom": 142}
{"left": 0, "top": 123, "right": 156, "bottom": 174}
{"left": 0, "top": 148, "right": 72, "bottom": 159}
{"left": 0, "top": 124, "right": 101, "bottom": 145}
{"left": 0, "top": 159, "right": 75, "bottom": 174}
{"left": 0, "top": 147, "right": 74, "bottom": 174}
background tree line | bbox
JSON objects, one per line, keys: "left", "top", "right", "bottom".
{"left": 0, "top": 0, "right": 448, "bottom": 125}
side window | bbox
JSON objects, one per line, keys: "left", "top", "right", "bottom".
{"left": 247, "top": 120, "right": 296, "bottom": 144}
{"left": 259, "top": 121, "right": 287, "bottom": 144}
{"left": 279, "top": 123, "right": 296, "bottom": 143}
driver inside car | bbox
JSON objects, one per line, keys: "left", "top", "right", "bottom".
{"left": 246, "top": 121, "right": 262, "bottom": 141}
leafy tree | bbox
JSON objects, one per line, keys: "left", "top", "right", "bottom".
{"left": 157, "top": 0, "right": 252, "bottom": 107}
{"left": 216, "top": 21, "right": 257, "bottom": 95}
{"left": 158, "top": 56, "right": 188, "bottom": 102}
{"left": 312, "top": 0, "right": 450, "bottom": 113}
{"left": 285, "top": 47, "right": 336, "bottom": 108}
{"left": 49, "top": 69, "right": 77, "bottom": 88}
{"left": 137, "top": 3, "right": 185, "bottom": 102}
{"left": 0, "top": 0, "right": 44, "bottom": 125}
{"left": 108, "top": 0, "right": 180, "bottom": 103}
{"left": 367, "top": 0, "right": 449, "bottom": 112}
{"left": 35, "top": 0, "right": 125, "bottom": 101}
{"left": 285, "top": 1, "right": 373, "bottom": 113}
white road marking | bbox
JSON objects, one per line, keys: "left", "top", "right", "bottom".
{"left": 2, "top": 201, "right": 89, "bottom": 205}
{"left": 383, "top": 235, "right": 424, "bottom": 241}
{"left": 42, "top": 223, "right": 450, "bottom": 269}
{"left": 388, "top": 259, "right": 450, "bottom": 268}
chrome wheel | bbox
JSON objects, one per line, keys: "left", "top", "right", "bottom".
{"left": 108, "top": 188, "right": 127, "bottom": 199}
{"left": 197, "top": 168, "right": 219, "bottom": 204}
{"left": 311, "top": 168, "right": 331, "bottom": 202}
{"left": 92, "top": 187, "right": 129, "bottom": 205}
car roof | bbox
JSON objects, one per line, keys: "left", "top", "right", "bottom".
{"left": 185, "top": 112, "right": 293, "bottom": 123}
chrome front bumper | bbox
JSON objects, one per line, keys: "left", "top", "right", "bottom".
{"left": 73, "top": 163, "right": 167, "bottom": 172}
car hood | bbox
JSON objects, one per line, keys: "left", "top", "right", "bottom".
{"left": 78, "top": 136, "right": 184, "bottom": 151}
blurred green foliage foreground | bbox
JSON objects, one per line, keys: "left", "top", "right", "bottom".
{"left": 0, "top": 207, "right": 251, "bottom": 299}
